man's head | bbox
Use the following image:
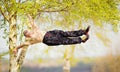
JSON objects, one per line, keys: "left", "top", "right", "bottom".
{"left": 23, "top": 30, "right": 32, "bottom": 37}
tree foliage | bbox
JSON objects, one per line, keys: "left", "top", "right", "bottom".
{"left": 1, "top": 0, "right": 120, "bottom": 29}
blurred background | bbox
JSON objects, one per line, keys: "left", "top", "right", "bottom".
{"left": 0, "top": 0, "right": 120, "bottom": 72}
{"left": 0, "top": 21, "right": 120, "bottom": 72}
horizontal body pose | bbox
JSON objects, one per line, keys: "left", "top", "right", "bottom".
{"left": 14, "top": 15, "right": 90, "bottom": 53}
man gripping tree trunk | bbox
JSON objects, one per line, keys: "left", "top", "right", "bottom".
{"left": 14, "top": 15, "right": 90, "bottom": 53}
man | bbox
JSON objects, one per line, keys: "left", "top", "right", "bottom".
{"left": 14, "top": 15, "right": 90, "bottom": 53}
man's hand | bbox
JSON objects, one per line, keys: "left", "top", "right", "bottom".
{"left": 13, "top": 48, "right": 18, "bottom": 54}
{"left": 13, "top": 42, "right": 31, "bottom": 54}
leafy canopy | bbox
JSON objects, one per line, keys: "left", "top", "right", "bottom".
{"left": 0, "top": 0, "right": 120, "bottom": 25}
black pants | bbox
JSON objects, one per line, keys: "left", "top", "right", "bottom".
{"left": 43, "top": 30, "right": 84, "bottom": 46}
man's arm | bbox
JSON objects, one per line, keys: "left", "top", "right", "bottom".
{"left": 13, "top": 41, "right": 31, "bottom": 53}
{"left": 27, "top": 14, "right": 38, "bottom": 29}
{"left": 17, "top": 42, "right": 31, "bottom": 50}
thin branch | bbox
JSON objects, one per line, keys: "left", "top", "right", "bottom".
{"left": 18, "top": 0, "right": 21, "bottom": 3}
{"left": 37, "top": 5, "right": 51, "bottom": 15}
{"left": 41, "top": 8, "right": 67, "bottom": 12}
{"left": 0, "top": 51, "right": 9, "bottom": 57}
{"left": 9, "top": 11, "right": 17, "bottom": 20}
{"left": 37, "top": 0, "right": 76, "bottom": 14}
{"left": 0, "top": 6, "right": 9, "bottom": 21}
{"left": 38, "top": 6, "right": 68, "bottom": 15}
{"left": 2, "top": 0, "right": 10, "bottom": 17}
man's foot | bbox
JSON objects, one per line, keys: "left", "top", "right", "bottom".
{"left": 80, "top": 26, "right": 90, "bottom": 43}
{"left": 82, "top": 26, "right": 90, "bottom": 35}
{"left": 85, "top": 26, "right": 90, "bottom": 34}
{"left": 80, "top": 34, "right": 89, "bottom": 43}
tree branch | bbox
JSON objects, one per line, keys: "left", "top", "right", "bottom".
{"left": 18, "top": 0, "right": 21, "bottom": 3}
{"left": 40, "top": 6, "right": 68, "bottom": 13}
{"left": 0, "top": 51, "right": 9, "bottom": 57}
{"left": 9, "top": 11, "right": 17, "bottom": 21}
{"left": 0, "top": 6, "right": 9, "bottom": 21}
{"left": 16, "top": 46, "right": 28, "bottom": 70}
{"left": 41, "top": 9, "right": 67, "bottom": 12}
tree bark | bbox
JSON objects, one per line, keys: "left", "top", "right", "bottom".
{"left": 63, "top": 58, "right": 70, "bottom": 72}
{"left": 17, "top": 46, "right": 28, "bottom": 71}
{"left": 63, "top": 48, "right": 70, "bottom": 72}
{"left": 8, "top": 15, "right": 29, "bottom": 72}
{"left": 9, "top": 16, "right": 18, "bottom": 72}
{"left": 0, "top": 56, "right": 2, "bottom": 72}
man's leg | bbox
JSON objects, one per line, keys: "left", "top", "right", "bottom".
{"left": 60, "top": 30, "right": 84, "bottom": 37}
{"left": 43, "top": 30, "right": 83, "bottom": 45}
{"left": 60, "top": 26, "right": 90, "bottom": 37}
{"left": 43, "top": 35, "right": 89, "bottom": 46}
{"left": 43, "top": 36, "right": 61, "bottom": 46}
{"left": 60, "top": 33, "right": 89, "bottom": 45}
{"left": 60, "top": 37, "right": 82, "bottom": 45}
{"left": 43, "top": 26, "right": 90, "bottom": 46}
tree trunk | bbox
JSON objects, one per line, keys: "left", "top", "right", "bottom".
{"left": 0, "top": 56, "right": 2, "bottom": 72}
{"left": 9, "top": 15, "right": 29, "bottom": 72}
{"left": 63, "top": 48, "right": 70, "bottom": 72}
{"left": 17, "top": 46, "right": 28, "bottom": 71}
{"left": 63, "top": 58, "right": 70, "bottom": 72}
{"left": 9, "top": 16, "right": 18, "bottom": 72}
